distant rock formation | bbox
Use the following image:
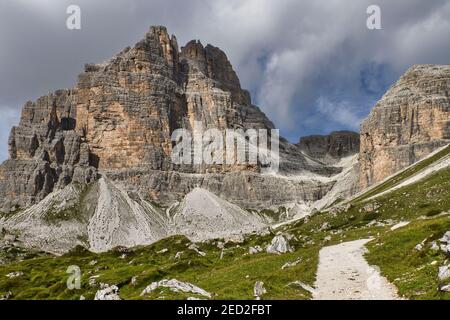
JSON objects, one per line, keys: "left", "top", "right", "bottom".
{"left": 360, "top": 65, "right": 450, "bottom": 189}
{"left": 298, "top": 131, "right": 360, "bottom": 164}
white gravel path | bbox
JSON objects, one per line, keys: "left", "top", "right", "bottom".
{"left": 313, "top": 239, "right": 401, "bottom": 300}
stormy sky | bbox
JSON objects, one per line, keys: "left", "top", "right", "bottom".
{"left": 1, "top": 0, "right": 450, "bottom": 161}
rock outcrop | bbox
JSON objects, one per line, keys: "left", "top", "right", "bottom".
{"left": 298, "top": 131, "right": 360, "bottom": 165}
{"left": 360, "top": 65, "right": 450, "bottom": 188}
{"left": 0, "top": 26, "right": 337, "bottom": 214}
{"left": 1, "top": 177, "right": 169, "bottom": 253}
{"left": 94, "top": 285, "right": 121, "bottom": 300}
{"left": 266, "top": 234, "right": 293, "bottom": 254}
{"left": 0, "top": 89, "right": 98, "bottom": 213}
{"left": 141, "top": 279, "right": 211, "bottom": 298}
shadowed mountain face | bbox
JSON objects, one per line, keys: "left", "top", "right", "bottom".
{"left": 0, "top": 26, "right": 345, "bottom": 214}
{"left": 298, "top": 131, "right": 360, "bottom": 165}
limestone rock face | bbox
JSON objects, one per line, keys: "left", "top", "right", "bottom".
{"left": 298, "top": 131, "right": 360, "bottom": 164}
{"left": 0, "top": 26, "right": 336, "bottom": 213}
{"left": 1, "top": 90, "right": 97, "bottom": 212}
{"left": 360, "top": 65, "right": 450, "bottom": 189}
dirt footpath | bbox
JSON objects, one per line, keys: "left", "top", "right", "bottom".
{"left": 313, "top": 239, "right": 401, "bottom": 300}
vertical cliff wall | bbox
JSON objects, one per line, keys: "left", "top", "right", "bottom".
{"left": 360, "top": 65, "right": 450, "bottom": 189}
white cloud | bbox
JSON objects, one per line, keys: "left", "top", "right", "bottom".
{"left": 316, "top": 97, "right": 365, "bottom": 131}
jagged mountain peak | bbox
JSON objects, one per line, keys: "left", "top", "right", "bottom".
{"left": 0, "top": 25, "right": 338, "bottom": 214}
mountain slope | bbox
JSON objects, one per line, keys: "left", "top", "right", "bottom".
{"left": 0, "top": 179, "right": 268, "bottom": 253}
{"left": 87, "top": 178, "right": 168, "bottom": 253}
{"left": 1, "top": 142, "right": 449, "bottom": 300}
{"left": 1, "top": 177, "right": 169, "bottom": 253}
{"left": 171, "top": 188, "right": 266, "bottom": 241}
{"left": 360, "top": 65, "right": 450, "bottom": 189}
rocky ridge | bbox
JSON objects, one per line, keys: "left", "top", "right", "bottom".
{"left": 360, "top": 65, "right": 450, "bottom": 188}
{"left": 298, "top": 131, "right": 360, "bottom": 165}
{"left": 0, "top": 26, "right": 342, "bottom": 214}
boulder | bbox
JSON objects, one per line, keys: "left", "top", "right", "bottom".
{"left": 253, "top": 281, "right": 266, "bottom": 300}
{"left": 141, "top": 279, "right": 211, "bottom": 298}
{"left": 438, "top": 265, "right": 450, "bottom": 281}
{"left": 266, "top": 235, "right": 292, "bottom": 254}
{"left": 94, "top": 285, "right": 121, "bottom": 300}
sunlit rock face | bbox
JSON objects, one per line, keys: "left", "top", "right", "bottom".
{"left": 0, "top": 26, "right": 338, "bottom": 213}
{"left": 360, "top": 65, "right": 450, "bottom": 189}
{"left": 298, "top": 131, "right": 360, "bottom": 165}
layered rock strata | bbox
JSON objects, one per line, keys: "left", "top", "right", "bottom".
{"left": 0, "top": 26, "right": 337, "bottom": 213}
{"left": 360, "top": 65, "right": 450, "bottom": 188}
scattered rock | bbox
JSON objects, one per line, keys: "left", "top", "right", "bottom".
{"left": 141, "top": 279, "right": 211, "bottom": 298}
{"left": 439, "top": 231, "right": 450, "bottom": 244}
{"left": 6, "top": 271, "right": 24, "bottom": 279}
{"left": 328, "top": 204, "right": 351, "bottom": 216}
{"left": 3, "top": 234, "right": 17, "bottom": 242}
{"left": 89, "top": 276, "right": 99, "bottom": 287}
{"left": 131, "top": 276, "right": 138, "bottom": 286}
{"left": 438, "top": 265, "right": 450, "bottom": 281}
{"left": 188, "top": 244, "right": 206, "bottom": 257}
{"left": 225, "top": 234, "right": 246, "bottom": 244}
{"left": 0, "top": 291, "right": 13, "bottom": 300}
{"left": 79, "top": 295, "right": 86, "bottom": 300}
{"left": 289, "top": 281, "right": 316, "bottom": 294}
{"left": 266, "top": 235, "right": 292, "bottom": 254}
{"left": 319, "top": 222, "right": 331, "bottom": 232}
{"left": 361, "top": 202, "right": 380, "bottom": 213}
{"left": 89, "top": 260, "right": 98, "bottom": 266}
{"left": 390, "top": 221, "right": 410, "bottom": 231}
{"left": 430, "top": 242, "right": 440, "bottom": 251}
{"left": 253, "top": 281, "right": 266, "bottom": 300}
{"left": 174, "top": 251, "right": 183, "bottom": 259}
{"left": 438, "top": 232, "right": 450, "bottom": 255}
{"left": 157, "top": 248, "right": 168, "bottom": 254}
{"left": 439, "top": 284, "right": 450, "bottom": 292}
{"left": 281, "top": 258, "right": 302, "bottom": 270}
{"left": 248, "top": 246, "right": 263, "bottom": 255}
{"left": 94, "top": 285, "right": 121, "bottom": 300}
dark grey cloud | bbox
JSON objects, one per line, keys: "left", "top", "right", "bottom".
{"left": 1, "top": 0, "right": 450, "bottom": 160}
